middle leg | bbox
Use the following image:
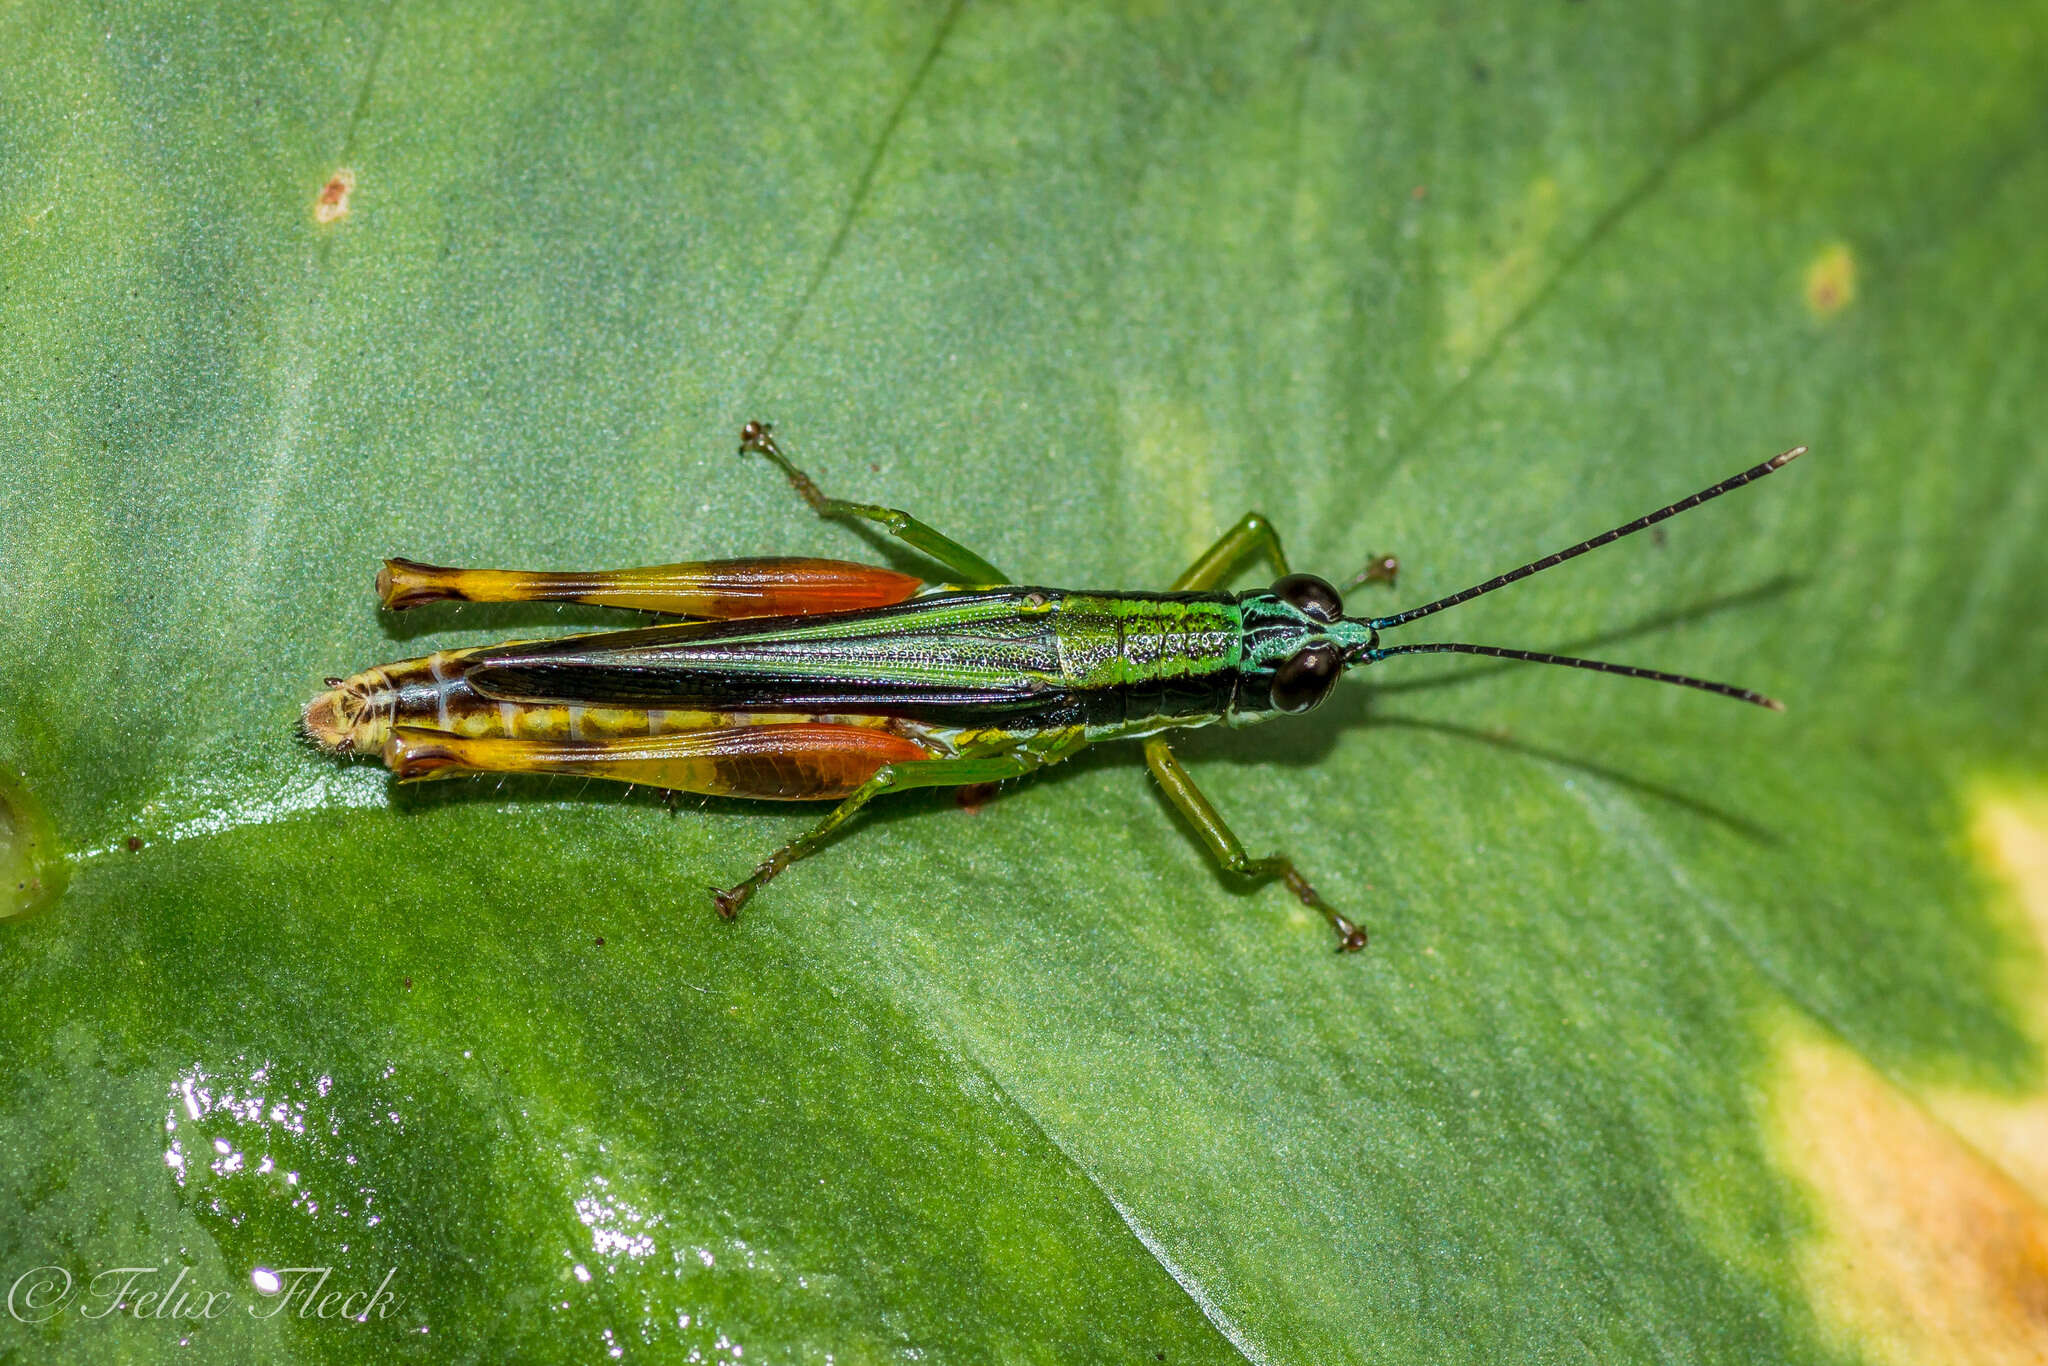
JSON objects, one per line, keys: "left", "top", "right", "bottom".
{"left": 710, "top": 749, "right": 1066, "bottom": 919}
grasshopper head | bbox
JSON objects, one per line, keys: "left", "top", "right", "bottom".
{"left": 1234, "top": 575, "right": 1379, "bottom": 717}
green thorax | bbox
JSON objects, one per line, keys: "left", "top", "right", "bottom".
{"left": 1044, "top": 590, "right": 1245, "bottom": 689}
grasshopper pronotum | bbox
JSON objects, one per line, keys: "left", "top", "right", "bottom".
{"left": 305, "top": 424, "right": 1801, "bottom": 951}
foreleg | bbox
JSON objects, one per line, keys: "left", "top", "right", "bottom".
{"left": 1143, "top": 736, "right": 1367, "bottom": 952}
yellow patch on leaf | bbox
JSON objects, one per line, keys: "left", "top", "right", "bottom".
{"left": 1928, "top": 793, "right": 2048, "bottom": 1203}
{"left": 1767, "top": 1016, "right": 2048, "bottom": 1364}
{"left": 1766, "top": 791, "right": 2048, "bottom": 1363}
{"left": 1443, "top": 175, "right": 1563, "bottom": 364}
{"left": 0, "top": 767, "right": 66, "bottom": 921}
{"left": 1803, "top": 242, "right": 1857, "bottom": 319}
{"left": 1116, "top": 396, "right": 1217, "bottom": 570}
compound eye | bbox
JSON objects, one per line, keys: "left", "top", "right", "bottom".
{"left": 1273, "top": 573, "right": 1344, "bottom": 624}
{"left": 1269, "top": 643, "right": 1342, "bottom": 714}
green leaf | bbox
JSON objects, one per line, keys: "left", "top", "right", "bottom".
{"left": 5, "top": 2, "right": 2046, "bottom": 1360}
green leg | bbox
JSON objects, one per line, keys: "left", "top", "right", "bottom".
{"left": 1162, "top": 514, "right": 1366, "bottom": 948}
{"left": 710, "top": 750, "right": 1064, "bottom": 919}
{"left": 1174, "top": 508, "right": 1398, "bottom": 593}
{"left": 1170, "top": 511, "right": 1291, "bottom": 590}
{"left": 738, "top": 421, "right": 1010, "bottom": 586}
{"left": 1143, "top": 737, "right": 1367, "bottom": 952}
{"left": 1159, "top": 512, "right": 1388, "bottom": 947}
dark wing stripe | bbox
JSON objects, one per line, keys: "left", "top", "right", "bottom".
{"left": 462, "top": 589, "right": 1059, "bottom": 715}
{"left": 463, "top": 661, "right": 1046, "bottom": 711}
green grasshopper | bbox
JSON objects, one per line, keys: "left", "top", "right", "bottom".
{"left": 305, "top": 424, "right": 1801, "bottom": 951}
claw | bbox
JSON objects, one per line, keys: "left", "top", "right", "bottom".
{"left": 1343, "top": 554, "right": 1400, "bottom": 592}
{"left": 1332, "top": 913, "right": 1369, "bottom": 953}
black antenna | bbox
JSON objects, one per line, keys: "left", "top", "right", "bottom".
{"left": 1363, "top": 641, "right": 1783, "bottom": 710}
{"left": 1367, "top": 447, "right": 1805, "bottom": 632}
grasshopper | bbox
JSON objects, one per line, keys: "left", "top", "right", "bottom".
{"left": 304, "top": 424, "right": 1800, "bottom": 951}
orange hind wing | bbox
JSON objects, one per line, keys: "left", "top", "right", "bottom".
{"left": 376, "top": 556, "right": 924, "bottom": 618}
{"left": 381, "top": 722, "right": 941, "bottom": 801}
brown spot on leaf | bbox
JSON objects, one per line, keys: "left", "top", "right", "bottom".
{"left": 1804, "top": 242, "right": 1857, "bottom": 318}
{"left": 314, "top": 169, "right": 355, "bottom": 225}
{"left": 126, "top": 835, "right": 143, "bottom": 852}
